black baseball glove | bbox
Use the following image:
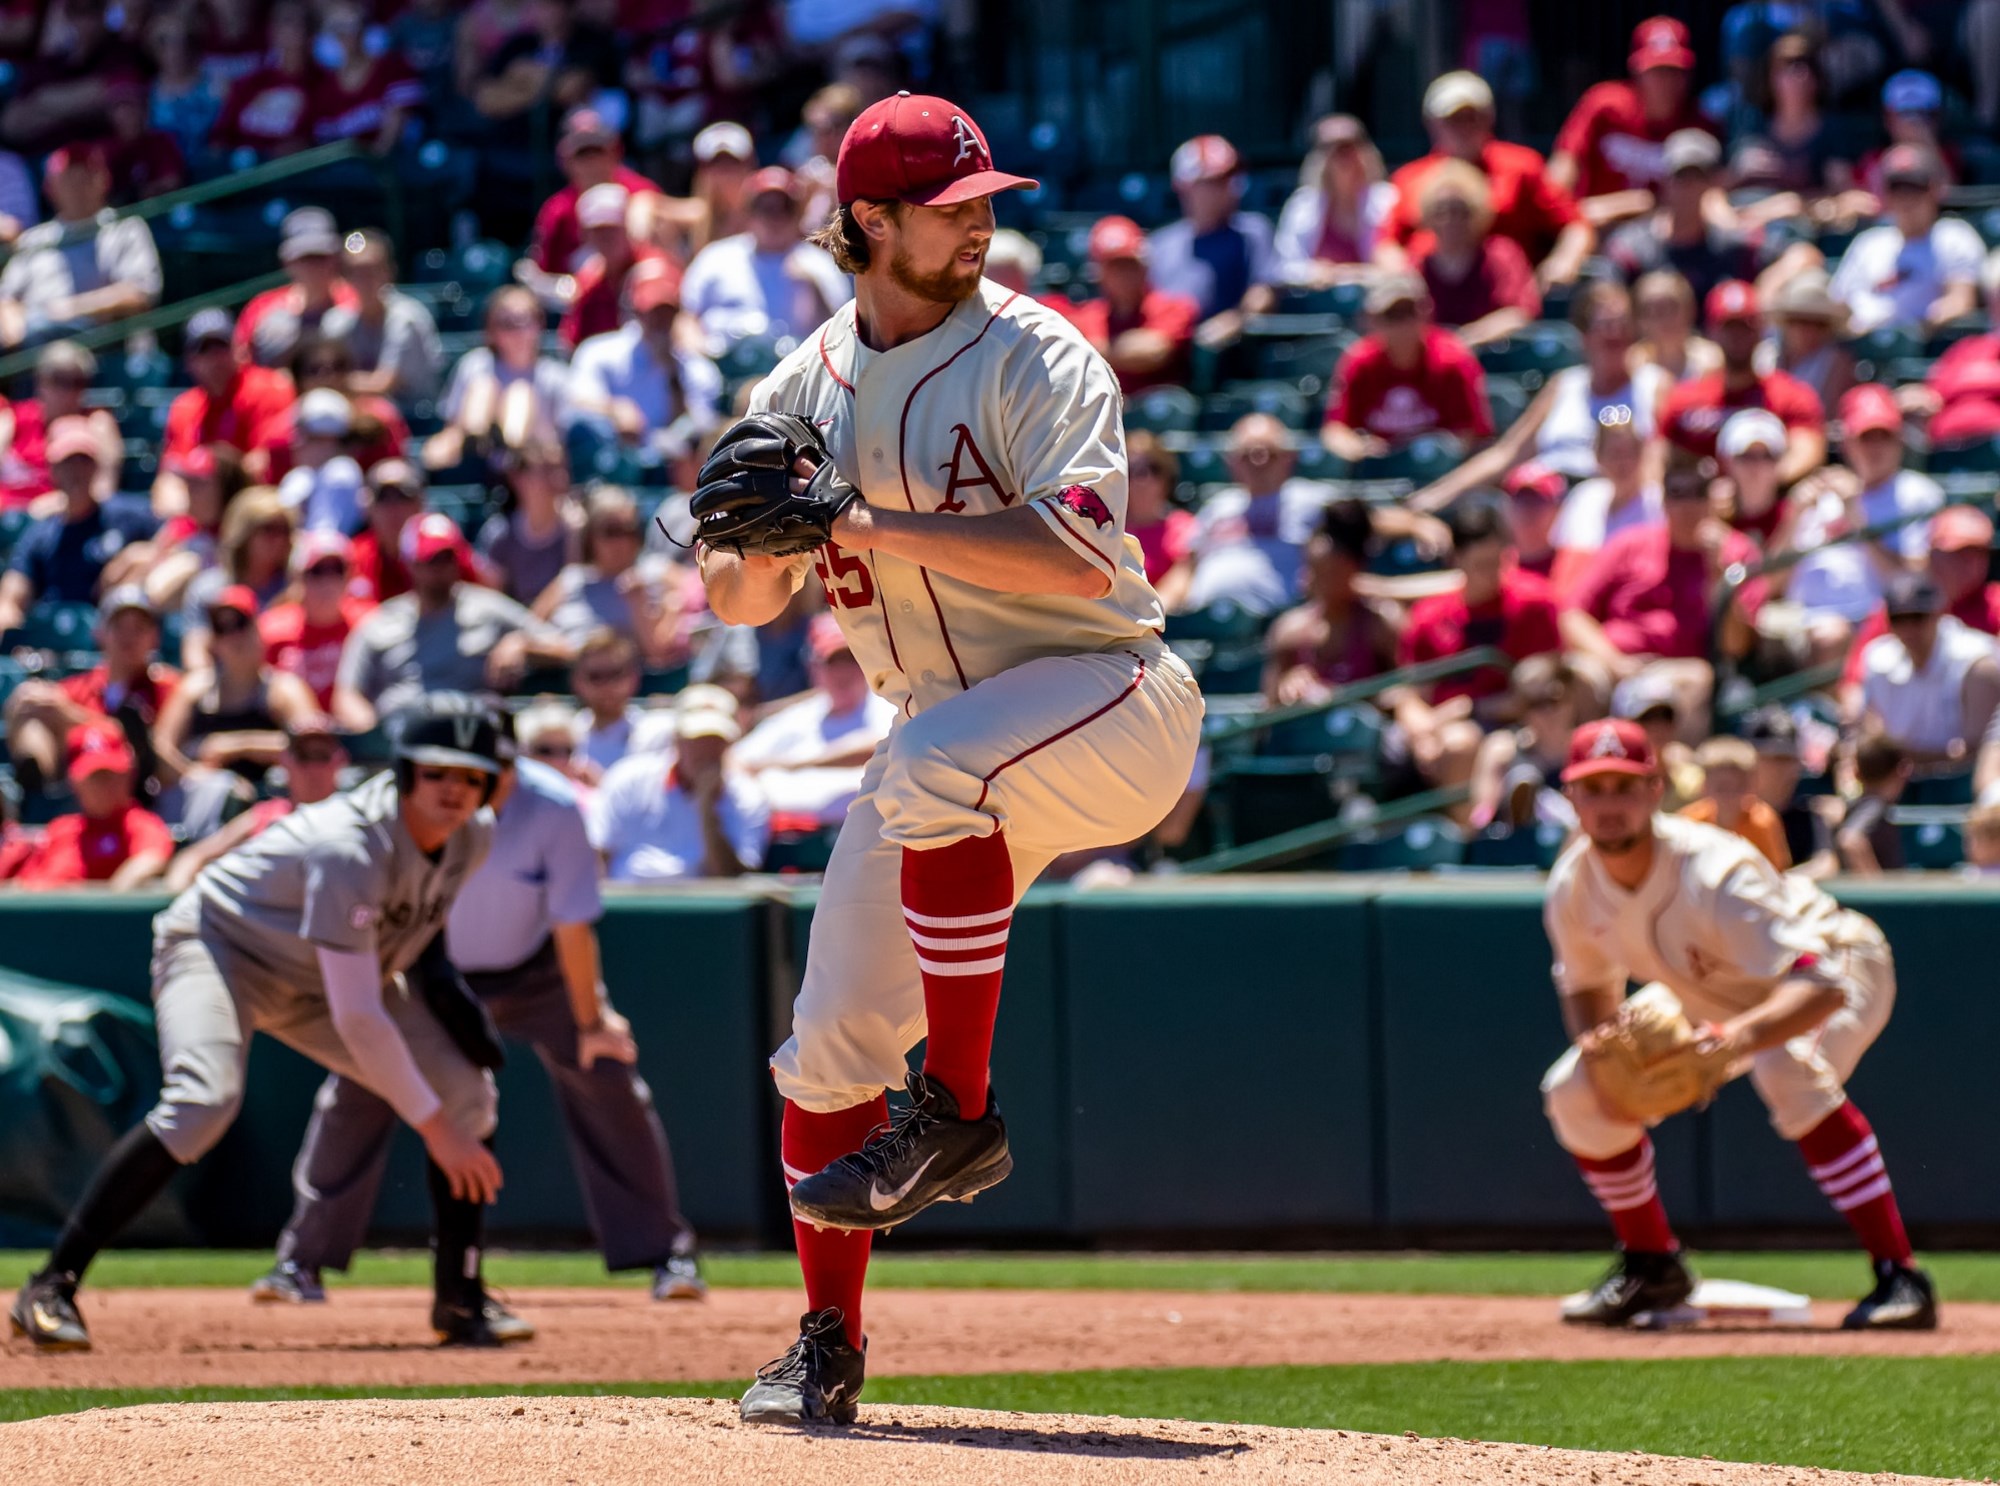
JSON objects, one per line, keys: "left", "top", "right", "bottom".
{"left": 690, "top": 412, "right": 861, "bottom": 558}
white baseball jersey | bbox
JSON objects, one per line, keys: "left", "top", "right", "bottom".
{"left": 748, "top": 278, "right": 1164, "bottom": 717}
{"left": 1545, "top": 813, "right": 1867, "bottom": 1022}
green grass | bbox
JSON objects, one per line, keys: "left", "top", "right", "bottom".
{"left": 4, "top": 1358, "right": 1997, "bottom": 1479}
{"left": 6, "top": 1249, "right": 2000, "bottom": 1302}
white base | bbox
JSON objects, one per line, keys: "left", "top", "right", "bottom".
{"left": 1560, "top": 1276, "right": 1815, "bottom": 1328}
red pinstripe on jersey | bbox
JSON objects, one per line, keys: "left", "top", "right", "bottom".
{"left": 818, "top": 316, "right": 855, "bottom": 392}
{"left": 969, "top": 652, "right": 1147, "bottom": 822}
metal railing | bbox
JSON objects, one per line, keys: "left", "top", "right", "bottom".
{"left": 1201, "top": 645, "right": 1512, "bottom": 748}
{"left": 1180, "top": 784, "right": 1473, "bottom": 874}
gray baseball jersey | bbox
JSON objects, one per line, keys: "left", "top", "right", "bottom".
{"left": 157, "top": 769, "right": 494, "bottom": 999}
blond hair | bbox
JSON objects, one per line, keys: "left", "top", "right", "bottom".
{"left": 1694, "top": 736, "right": 1757, "bottom": 774}
{"left": 1416, "top": 157, "right": 1493, "bottom": 236}
{"left": 218, "top": 486, "right": 294, "bottom": 581}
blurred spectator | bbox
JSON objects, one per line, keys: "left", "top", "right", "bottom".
{"left": 1856, "top": 71, "right": 1957, "bottom": 196}
{"left": 1, "top": 0, "right": 142, "bottom": 153}
{"left": 788, "top": 82, "right": 862, "bottom": 227}
{"left": 348, "top": 460, "right": 484, "bottom": 603}
{"left": 145, "top": 7, "right": 224, "bottom": 167}
{"left": 1148, "top": 134, "right": 1276, "bottom": 335}
{"left": 143, "top": 444, "right": 249, "bottom": 613}
{"left": 470, "top": 0, "right": 621, "bottom": 146}
{"left": 390, "top": 0, "right": 460, "bottom": 101}
{"left": 587, "top": 686, "right": 769, "bottom": 881}
{"left": 1845, "top": 507, "right": 2000, "bottom": 690}
{"left": 1503, "top": 461, "right": 1564, "bottom": 580}
{"left": 1387, "top": 71, "right": 1593, "bottom": 290}
{"left": 1658, "top": 281, "right": 1826, "bottom": 483}
{"left": 1, "top": 586, "right": 175, "bottom": 797}
{"left": 1413, "top": 281, "right": 1661, "bottom": 510}
{"left": 1853, "top": 570, "right": 2000, "bottom": 779}
{"left": 1715, "top": 406, "right": 1789, "bottom": 546}
{"left": 103, "top": 77, "right": 187, "bottom": 202}
{"left": 453, "top": 0, "right": 537, "bottom": 97}
{"left": 0, "top": 420, "right": 151, "bottom": 631}
{"left": 333, "top": 512, "right": 573, "bottom": 730}
{"left": 1273, "top": 114, "right": 1395, "bottom": 286}
{"left": 1468, "top": 652, "right": 1583, "bottom": 830}
{"left": 312, "top": 0, "right": 423, "bottom": 152}
{"left": 236, "top": 208, "right": 361, "bottom": 370}
{"left": 567, "top": 259, "right": 725, "bottom": 462}
{"left": 1604, "top": 131, "right": 1762, "bottom": 305}
{"left": 260, "top": 531, "right": 373, "bottom": 710}
{"left": 680, "top": 167, "right": 850, "bottom": 352}
{"left": 0, "top": 144, "right": 161, "bottom": 351}
{"left": 478, "top": 443, "right": 580, "bottom": 605}
{"left": 161, "top": 715, "right": 348, "bottom": 892}
{"left": 1911, "top": 251, "right": 2000, "bottom": 445}
{"left": 570, "top": 628, "right": 650, "bottom": 781}
{"left": 1757, "top": 267, "right": 1855, "bottom": 412}
{"left": 1680, "top": 734, "right": 1789, "bottom": 867}
{"left": 0, "top": 143, "right": 35, "bottom": 246}
{"left": 1616, "top": 669, "right": 1703, "bottom": 803}
{"left": 1400, "top": 497, "right": 1562, "bottom": 721}
{"left": 425, "top": 287, "right": 570, "bottom": 472}
{"left": 1, "top": 340, "right": 122, "bottom": 504}
{"left": 1631, "top": 268, "right": 1723, "bottom": 383}
{"left": 1967, "top": 799, "right": 2000, "bottom": 876}
{"left": 179, "top": 487, "right": 296, "bottom": 672}
{"left": 1549, "top": 409, "right": 1662, "bottom": 595}
{"left": 731, "top": 615, "right": 896, "bottom": 826}
{"left": 1836, "top": 734, "right": 1911, "bottom": 875}
{"left": 1724, "top": 33, "right": 1857, "bottom": 198}
{"left": 983, "top": 230, "right": 1041, "bottom": 296}
{"left": 560, "top": 182, "right": 667, "bottom": 349}
{"left": 1185, "top": 414, "right": 1333, "bottom": 615}
{"left": 688, "top": 121, "right": 758, "bottom": 250}
{"left": 200, "top": 0, "right": 268, "bottom": 83}
{"left": 1550, "top": 18, "right": 1714, "bottom": 227}
{"left": 273, "top": 390, "right": 366, "bottom": 534}
{"left": 263, "top": 333, "right": 411, "bottom": 481}
{"left": 1262, "top": 500, "right": 1400, "bottom": 705}
{"left": 1828, "top": 146, "right": 1982, "bottom": 337}
{"left": 528, "top": 108, "right": 665, "bottom": 277}
{"left": 1743, "top": 704, "right": 1838, "bottom": 878}
{"left": 1408, "top": 160, "right": 1540, "bottom": 348}
{"left": 4, "top": 724, "right": 173, "bottom": 890}
{"left": 1124, "top": 432, "right": 1196, "bottom": 608}
{"left": 322, "top": 229, "right": 445, "bottom": 404}
{"left": 514, "top": 700, "right": 584, "bottom": 779}
{"left": 158, "top": 310, "right": 297, "bottom": 511}
{"left": 533, "top": 485, "right": 684, "bottom": 666}
{"left": 1066, "top": 216, "right": 1201, "bottom": 395}
{"left": 212, "top": 0, "right": 318, "bottom": 158}
{"left": 1321, "top": 274, "right": 1492, "bottom": 463}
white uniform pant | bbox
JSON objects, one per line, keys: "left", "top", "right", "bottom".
{"left": 772, "top": 643, "right": 1204, "bottom": 1113}
{"left": 1542, "top": 914, "right": 1897, "bottom": 1159}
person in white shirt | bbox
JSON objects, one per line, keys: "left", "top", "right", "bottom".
{"left": 1853, "top": 570, "right": 2000, "bottom": 775}
{"left": 564, "top": 259, "right": 725, "bottom": 460}
{"left": 732, "top": 614, "right": 898, "bottom": 825}
{"left": 1183, "top": 413, "right": 1334, "bottom": 614}
{"left": 1549, "top": 406, "right": 1663, "bottom": 593}
{"left": 587, "top": 686, "right": 770, "bottom": 880}
{"left": 1147, "top": 134, "right": 1277, "bottom": 335}
{"left": 570, "top": 629, "right": 655, "bottom": 782}
{"left": 276, "top": 389, "right": 365, "bottom": 534}
{"left": 1271, "top": 114, "right": 1397, "bottom": 286}
{"left": 1828, "top": 145, "right": 1983, "bottom": 335}
{"left": 679, "top": 166, "right": 851, "bottom": 352}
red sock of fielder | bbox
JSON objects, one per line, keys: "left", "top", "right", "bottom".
{"left": 902, "top": 832, "right": 1014, "bottom": 1120}
{"left": 1797, "top": 1100, "right": 1913, "bottom": 1265}
{"left": 1574, "top": 1136, "right": 1678, "bottom": 1253}
{"left": 782, "top": 1095, "right": 888, "bottom": 1349}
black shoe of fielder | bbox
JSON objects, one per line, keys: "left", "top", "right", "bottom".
{"left": 788, "top": 1072, "right": 1012, "bottom": 1231}
{"left": 739, "top": 1308, "right": 866, "bottom": 1425}
{"left": 1843, "top": 1260, "right": 1938, "bottom": 1330}
{"left": 432, "top": 1292, "right": 536, "bottom": 1347}
{"left": 1562, "top": 1250, "right": 1696, "bottom": 1327}
{"left": 9, "top": 1270, "right": 91, "bottom": 1352}
{"left": 249, "top": 1260, "right": 326, "bottom": 1304}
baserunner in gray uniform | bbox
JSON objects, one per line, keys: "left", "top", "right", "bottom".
{"left": 252, "top": 738, "right": 706, "bottom": 1305}
{"left": 10, "top": 696, "right": 528, "bottom": 1352}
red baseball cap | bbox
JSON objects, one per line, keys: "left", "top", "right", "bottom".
{"left": 807, "top": 612, "right": 852, "bottom": 660}
{"left": 745, "top": 165, "right": 798, "bottom": 203}
{"left": 1088, "top": 215, "right": 1148, "bottom": 264}
{"left": 1931, "top": 504, "right": 1995, "bottom": 552}
{"left": 629, "top": 258, "right": 683, "bottom": 313}
{"left": 67, "top": 723, "right": 135, "bottom": 782}
{"left": 1503, "top": 460, "right": 1566, "bottom": 503}
{"left": 1704, "top": 279, "right": 1759, "bottom": 327}
{"left": 836, "top": 92, "right": 1037, "bottom": 207}
{"left": 401, "top": 512, "right": 467, "bottom": 566}
{"left": 1171, "top": 134, "right": 1239, "bottom": 186}
{"left": 208, "top": 583, "right": 260, "bottom": 620}
{"left": 1840, "top": 382, "right": 1903, "bottom": 436}
{"left": 1562, "top": 719, "right": 1658, "bottom": 783}
{"left": 1629, "top": 16, "right": 1694, "bottom": 71}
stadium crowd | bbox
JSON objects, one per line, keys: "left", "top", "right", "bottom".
{"left": 4, "top": 1, "right": 2000, "bottom": 884}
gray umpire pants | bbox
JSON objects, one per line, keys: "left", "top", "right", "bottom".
{"left": 274, "top": 937, "right": 693, "bottom": 1272}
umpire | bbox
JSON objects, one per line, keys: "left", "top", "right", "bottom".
{"left": 251, "top": 715, "right": 704, "bottom": 1304}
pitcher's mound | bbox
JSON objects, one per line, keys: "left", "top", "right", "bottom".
{"left": 1, "top": 1396, "right": 1974, "bottom": 1486}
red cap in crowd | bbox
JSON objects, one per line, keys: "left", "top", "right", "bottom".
{"left": 1562, "top": 719, "right": 1658, "bottom": 783}
{"left": 67, "top": 723, "right": 135, "bottom": 783}
{"left": 1088, "top": 215, "right": 1149, "bottom": 264}
{"left": 558, "top": 108, "right": 616, "bottom": 158}
{"left": 44, "top": 140, "right": 107, "bottom": 185}
{"left": 837, "top": 93, "right": 1038, "bottom": 207}
{"left": 1502, "top": 460, "right": 1566, "bottom": 503}
{"left": 167, "top": 444, "right": 217, "bottom": 480}
{"left": 401, "top": 512, "right": 468, "bottom": 566}
{"left": 1704, "top": 280, "right": 1759, "bottom": 328}
{"left": 208, "top": 584, "right": 260, "bottom": 620}
{"left": 629, "top": 258, "right": 683, "bottom": 313}
{"left": 1171, "top": 134, "right": 1239, "bottom": 186}
{"left": 295, "top": 530, "right": 353, "bottom": 573}
{"left": 808, "top": 612, "right": 852, "bottom": 661}
{"left": 1931, "top": 505, "right": 1994, "bottom": 552}
{"left": 1840, "top": 383, "right": 1904, "bottom": 437}
{"left": 1629, "top": 17, "right": 1694, "bottom": 72}
{"left": 45, "top": 416, "right": 101, "bottom": 466}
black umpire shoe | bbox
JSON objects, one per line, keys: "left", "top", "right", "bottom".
{"left": 788, "top": 1072, "right": 1012, "bottom": 1232}
{"left": 739, "top": 1308, "right": 866, "bottom": 1425}
{"left": 1843, "top": 1260, "right": 1938, "bottom": 1330}
{"left": 9, "top": 1270, "right": 91, "bottom": 1352}
{"left": 432, "top": 1292, "right": 536, "bottom": 1347}
{"left": 1562, "top": 1250, "right": 1696, "bottom": 1327}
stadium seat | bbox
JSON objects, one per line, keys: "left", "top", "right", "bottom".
{"left": 1903, "top": 773, "right": 1975, "bottom": 807}
{"left": 1201, "top": 381, "right": 1317, "bottom": 433}
{"left": 1464, "top": 822, "right": 1569, "bottom": 869}
{"left": 1212, "top": 757, "right": 1342, "bottom": 853}
{"left": 765, "top": 826, "right": 840, "bottom": 874}
{"left": 1262, "top": 703, "right": 1383, "bottom": 766}
{"left": 1475, "top": 323, "right": 1583, "bottom": 388}
{"left": 1125, "top": 386, "right": 1201, "bottom": 435}
{"left": 1897, "top": 818, "right": 1964, "bottom": 869}
{"left": 4, "top": 601, "right": 99, "bottom": 654}
{"left": 1848, "top": 326, "right": 1923, "bottom": 383}
{"left": 1353, "top": 433, "right": 1465, "bottom": 485}
{"left": 1485, "top": 375, "right": 1531, "bottom": 435}
{"left": 1337, "top": 816, "right": 1466, "bottom": 872}
{"left": 718, "top": 334, "right": 792, "bottom": 384}
{"left": 1245, "top": 331, "right": 1350, "bottom": 392}
{"left": 1270, "top": 283, "right": 1367, "bottom": 320}
{"left": 426, "top": 484, "right": 493, "bottom": 533}
{"left": 0, "top": 507, "right": 31, "bottom": 562}
{"left": 1170, "top": 440, "right": 1229, "bottom": 491}
{"left": 1926, "top": 437, "right": 2000, "bottom": 475}
{"left": 1163, "top": 600, "right": 1266, "bottom": 647}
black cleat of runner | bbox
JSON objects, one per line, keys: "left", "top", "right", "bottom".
{"left": 739, "top": 1308, "right": 866, "bottom": 1425}
{"left": 1842, "top": 1260, "right": 1938, "bottom": 1330}
{"left": 786, "top": 1071, "right": 1012, "bottom": 1232}
{"left": 249, "top": 1260, "right": 326, "bottom": 1304}
{"left": 432, "top": 1293, "right": 535, "bottom": 1347}
{"left": 1562, "top": 1250, "right": 1695, "bottom": 1327}
{"left": 9, "top": 1270, "right": 91, "bottom": 1352}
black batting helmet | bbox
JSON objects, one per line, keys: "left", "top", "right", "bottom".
{"left": 391, "top": 694, "right": 508, "bottom": 802}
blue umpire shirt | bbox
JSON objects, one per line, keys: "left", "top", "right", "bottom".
{"left": 445, "top": 758, "right": 603, "bottom": 974}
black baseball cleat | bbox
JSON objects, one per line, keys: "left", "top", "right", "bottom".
{"left": 739, "top": 1308, "right": 866, "bottom": 1425}
{"left": 9, "top": 1270, "right": 91, "bottom": 1352}
{"left": 1843, "top": 1260, "right": 1938, "bottom": 1330}
{"left": 432, "top": 1292, "right": 536, "bottom": 1347}
{"left": 1562, "top": 1250, "right": 1696, "bottom": 1327}
{"left": 249, "top": 1261, "right": 326, "bottom": 1304}
{"left": 787, "top": 1071, "right": 1012, "bottom": 1231}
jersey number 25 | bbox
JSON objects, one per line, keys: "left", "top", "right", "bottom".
{"left": 813, "top": 542, "right": 876, "bottom": 610}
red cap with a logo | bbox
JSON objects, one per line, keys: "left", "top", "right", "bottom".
{"left": 837, "top": 93, "right": 1037, "bottom": 207}
{"left": 629, "top": 258, "right": 683, "bottom": 313}
{"left": 401, "top": 512, "right": 468, "bottom": 566}
{"left": 1839, "top": 382, "right": 1904, "bottom": 437}
{"left": 1704, "top": 279, "right": 1759, "bottom": 328}
{"left": 1562, "top": 719, "right": 1658, "bottom": 782}
{"left": 1630, "top": 16, "right": 1695, "bottom": 71}
{"left": 67, "top": 723, "right": 135, "bottom": 782}
{"left": 1088, "top": 215, "right": 1149, "bottom": 264}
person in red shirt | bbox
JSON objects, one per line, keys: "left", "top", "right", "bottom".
{"left": 1657, "top": 280, "right": 1826, "bottom": 485}
{"left": 1549, "top": 17, "right": 1714, "bottom": 226}
{"left": 211, "top": 0, "right": 319, "bottom": 158}
{"left": 1502, "top": 460, "right": 1565, "bottom": 580}
{"left": 160, "top": 306, "right": 297, "bottom": 470}
{"left": 312, "top": 0, "right": 424, "bottom": 151}
{"left": 1386, "top": 71, "right": 1593, "bottom": 289}
{"left": 1841, "top": 505, "right": 2000, "bottom": 687}
{"left": 104, "top": 78, "right": 187, "bottom": 203}
{"left": 1064, "top": 216, "right": 1201, "bottom": 394}
{"left": 0, "top": 340, "right": 122, "bottom": 505}
{"left": 1407, "top": 159, "right": 1540, "bottom": 348}
{"left": 346, "top": 459, "right": 485, "bottom": 602}
{"left": 255, "top": 333, "right": 410, "bottom": 482}
{"left": 9, "top": 724, "right": 175, "bottom": 890}
{"left": 1401, "top": 497, "right": 1562, "bottom": 716}
{"left": 1322, "top": 272, "right": 1493, "bottom": 460}
{"left": 261, "top": 531, "right": 374, "bottom": 709}
{"left": 559, "top": 182, "right": 670, "bottom": 349}
{"left": 527, "top": 108, "right": 665, "bottom": 277}
{"left": 234, "top": 208, "right": 362, "bottom": 370}
{"left": 1910, "top": 258, "right": 2000, "bottom": 446}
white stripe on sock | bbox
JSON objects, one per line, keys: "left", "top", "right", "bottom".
{"left": 1818, "top": 1158, "right": 1888, "bottom": 1200}
{"left": 1831, "top": 1174, "right": 1894, "bottom": 1211}
{"left": 915, "top": 953, "right": 1008, "bottom": 976}
{"left": 782, "top": 1161, "right": 812, "bottom": 1187}
{"left": 902, "top": 906, "right": 1014, "bottom": 930}
{"left": 905, "top": 926, "right": 1012, "bottom": 952}
{"left": 1807, "top": 1135, "right": 1879, "bottom": 1183}
{"left": 1587, "top": 1179, "right": 1659, "bottom": 1211}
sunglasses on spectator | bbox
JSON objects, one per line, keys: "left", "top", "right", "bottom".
{"left": 290, "top": 743, "right": 341, "bottom": 764}
{"left": 526, "top": 740, "right": 572, "bottom": 760}
{"left": 257, "top": 521, "right": 292, "bottom": 539}
{"left": 596, "top": 523, "right": 641, "bottom": 540}
{"left": 42, "top": 371, "right": 89, "bottom": 388}
{"left": 305, "top": 560, "right": 347, "bottom": 578}
{"left": 375, "top": 485, "right": 419, "bottom": 503}
{"left": 208, "top": 612, "right": 253, "bottom": 636}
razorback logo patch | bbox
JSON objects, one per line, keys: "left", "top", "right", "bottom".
{"left": 1052, "top": 484, "right": 1113, "bottom": 530}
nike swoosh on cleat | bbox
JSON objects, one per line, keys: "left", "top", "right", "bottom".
{"left": 868, "top": 1154, "right": 939, "bottom": 1210}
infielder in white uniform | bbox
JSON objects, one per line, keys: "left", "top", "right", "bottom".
{"left": 699, "top": 93, "right": 1203, "bottom": 1423}
{"left": 1543, "top": 718, "right": 1936, "bottom": 1329}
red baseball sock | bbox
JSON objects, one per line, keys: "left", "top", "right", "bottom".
{"left": 1574, "top": 1137, "right": 1678, "bottom": 1253}
{"left": 1797, "top": 1101, "right": 1913, "bottom": 1266}
{"left": 902, "top": 832, "right": 1013, "bottom": 1119}
{"left": 782, "top": 1095, "right": 888, "bottom": 1349}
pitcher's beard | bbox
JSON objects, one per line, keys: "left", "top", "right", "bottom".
{"left": 890, "top": 246, "right": 984, "bottom": 305}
